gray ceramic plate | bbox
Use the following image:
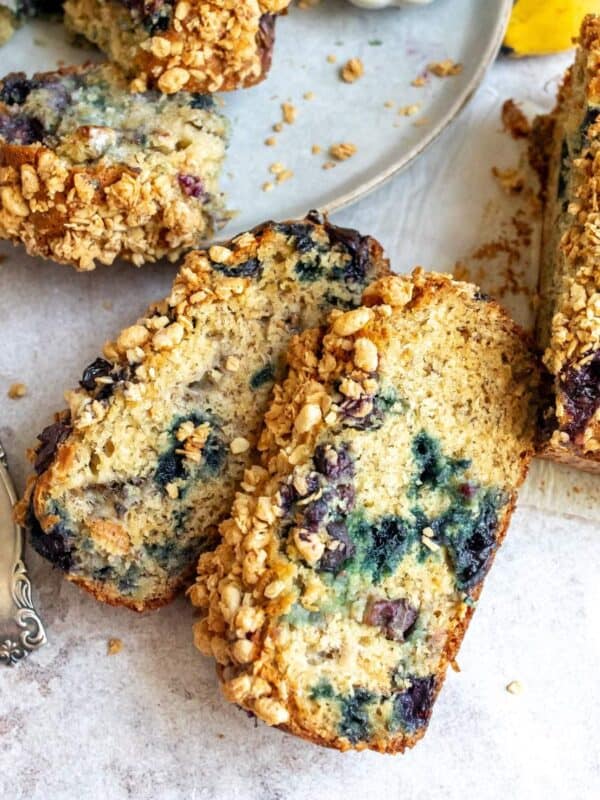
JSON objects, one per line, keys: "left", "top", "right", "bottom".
{"left": 220, "top": 0, "right": 513, "bottom": 234}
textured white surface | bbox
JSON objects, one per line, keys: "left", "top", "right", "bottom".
{"left": 0, "top": 18, "right": 599, "bottom": 800}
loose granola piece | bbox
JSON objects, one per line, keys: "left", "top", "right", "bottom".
{"left": 7, "top": 381, "right": 26, "bottom": 398}
{"left": 19, "top": 213, "right": 390, "bottom": 611}
{"left": 341, "top": 57, "right": 364, "bottom": 83}
{"left": 0, "top": 63, "right": 229, "bottom": 270}
{"left": 428, "top": 59, "right": 463, "bottom": 77}
{"left": 330, "top": 142, "right": 357, "bottom": 161}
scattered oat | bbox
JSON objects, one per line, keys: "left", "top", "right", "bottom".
{"left": 262, "top": 182, "right": 274, "bottom": 192}
{"left": 7, "top": 382, "right": 27, "bottom": 399}
{"left": 492, "top": 167, "right": 525, "bottom": 195}
{"left": 311, "top": 144, "right": 322, "bottom": 155}
{"left": 398, "top": 103, "right": 420, "bottom": 117}
{"left": 501, "top": 99, "right": 531, "bottom": 140}
{"left": 107, "top": 638, "right": 123, "bottom": 656}
{"left": 303, "top": 91, "right": 315, "bottom": 101}
{"left": 330, "top": 142, "right": 357, "bottom": 161}
{"left": 384, "top": 100, "right": 395, "bottom": 109}
{"left": 276, "top": 169, "right": 294, "bottom": 184}
{"left": 428, "top": 59, "right": 463, "bottom": 77}
{"left": 322, "top": 161, "right": 337, "bottom": 170}
{"left": 411, "top": 75, "right": 427, "bottom": 87}
{"left": 282, "top": 102, "right": 297, "bottom": 124}
{"left": 269, "top": 162, "right": 285, "bottom": 175}
{"left": 506, "top": 680, "right": 523, "bottom": 695}
{"left": 272, "top": 122, "right": 283, "bottom": 133}
{"left": 264, "top": 136, "right": 277, "bottom": 147}
{"left": 341, "top": 58, "right": 364, "bottom": 83}
{"left": 413, "top": 117, "right": 430, "bottom": 127}
{"left": 326, "top": 54, "right": 337, "bottom": 64}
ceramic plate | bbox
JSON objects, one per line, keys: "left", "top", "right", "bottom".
{"left": 0, "top": 0, "right": 511, "bottom": 237}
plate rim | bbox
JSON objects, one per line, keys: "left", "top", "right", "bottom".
{"left": 321, "top": 0, "right": 513, "bottom": 215}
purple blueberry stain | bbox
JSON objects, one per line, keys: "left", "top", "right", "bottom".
{"left": 363, "top": 598, "right": 418, "bottom": 642}
{"left": 178, "top": 173, "right": 206, "bottom": 200}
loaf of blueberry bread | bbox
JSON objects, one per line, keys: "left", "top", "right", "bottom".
{"left": 190, "top": 270, "right": 541, "bottom": 753}
{"left": 531, "top": 15, "right": 600, "bottom": 472}
{"left": 17, "top": 215, "right": 389, "bottom": 611}
{"left": 0, "top": 62, "right": 228, "bottom": 270}
{"left": 63, "top": 0, "right": 290, "bottom": 94}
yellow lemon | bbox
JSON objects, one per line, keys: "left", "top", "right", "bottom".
{"left": 504, "top": 1, "right": 598, "bottom": 56}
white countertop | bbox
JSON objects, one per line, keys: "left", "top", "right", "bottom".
{"left": 0, "top": 38, "right": 598, "bottom": 800}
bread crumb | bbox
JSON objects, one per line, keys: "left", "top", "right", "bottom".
{"left": 107, "top": 638, "right": 123, "bottom": 656}
{"left": 428, "top": 59, "right": 463, "bottom": 77}
{"left": 311, "top": 144, "right": 322, "bottom": 155}
{"left": 269, "top": 162, "right": 285, "bottom": 175}
{"left": 506, "top": 680, "right": 523, "bottom": 695}
{"left": 8, "top": 382, "right": 27, "bottom": 399}
{"left": 413, "top": 117, "right": 430, "bottom": 127}
{"left": 262, "top": 182, "right": 274, "bottom": 192}
{"left": 398, "top": 103, "right": 420, "bottom": 117}
{"left": 326, "top": 54, "right": 337, "bottom": 64}
{"left": 265, "top": 136, "right": 277, "bottom": 147}
{"left": 322, "top": 161, "right": 337, "bottom": 170}
{"left": 492, "top": 167, "right": 525, "bottom": 195}
{"left": 501, "top": 99, "right": 531, "bottom": 140}
{"left": 411, "top": 75, "right": 427, "bottom": 87}
{"left": 282, "top": 102, "right": 297, "bottom": 124}
{"left": 384, "top": 100, "right": 395, "bottom": 109}
{"left": 303, "top": 91, "right": 315, "bottom": 101}
{"left": 276, "top": 169, "right": 294, "bottom": 184}
{"left": 272, "top": 122, "right": 283, "bottom": 133}
{"left": 330, "top": 142, "right": 357, "bottom": 161}
{"left": 341, "top": 58, "right": 364, "bottom": 83}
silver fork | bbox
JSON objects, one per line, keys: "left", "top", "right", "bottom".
{"left": 0, "top": 438, "right": 46, "bottom": 665}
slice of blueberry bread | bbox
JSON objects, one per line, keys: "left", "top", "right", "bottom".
{"left": 17, "top": 214, "right": 389, "bottom": 611}
{"left": 0, "top": 62, "right": 228, "bottom": 270}
{"left": 190, "top": 271, "right": 541, "bottom": 753}
{"left": 64, "top": 0, "right": 290, "bottom": 94}
{"left": 531, "top": 15, "right": 600, "bottom": 472}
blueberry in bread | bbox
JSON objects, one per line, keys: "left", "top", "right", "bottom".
{"left": 17, "top": 214, "right": 390, "bottom": 611}
{"left": 531, "top": 14, "right": 600, "bottom": 472}
{"left": 63, "top": 0, "right": 290, "bottom": 94}
{"left": 0, "top": 62, "right": 228, "bottom": 270}
{"left": 190, "top": 270, "right": 541, "bottom": 753}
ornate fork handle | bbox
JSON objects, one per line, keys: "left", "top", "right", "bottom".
{"left": 0, "top": 440, "right": 46, "bottom": 665}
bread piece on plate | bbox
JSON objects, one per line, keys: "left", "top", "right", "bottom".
{"left": 531, "top": 14, "right": 600, "bottom": 472}
{"left": 0, "top": 63, "right": 229, "bottom": 270}
{"left": 191, "top": 270, "right": 541, "bottom": 753}
{"left": 64, "top": 0, "right": 290, "bottom": 94}
{"left": 17, "top": 214, "right": 389, "bottom": 611}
